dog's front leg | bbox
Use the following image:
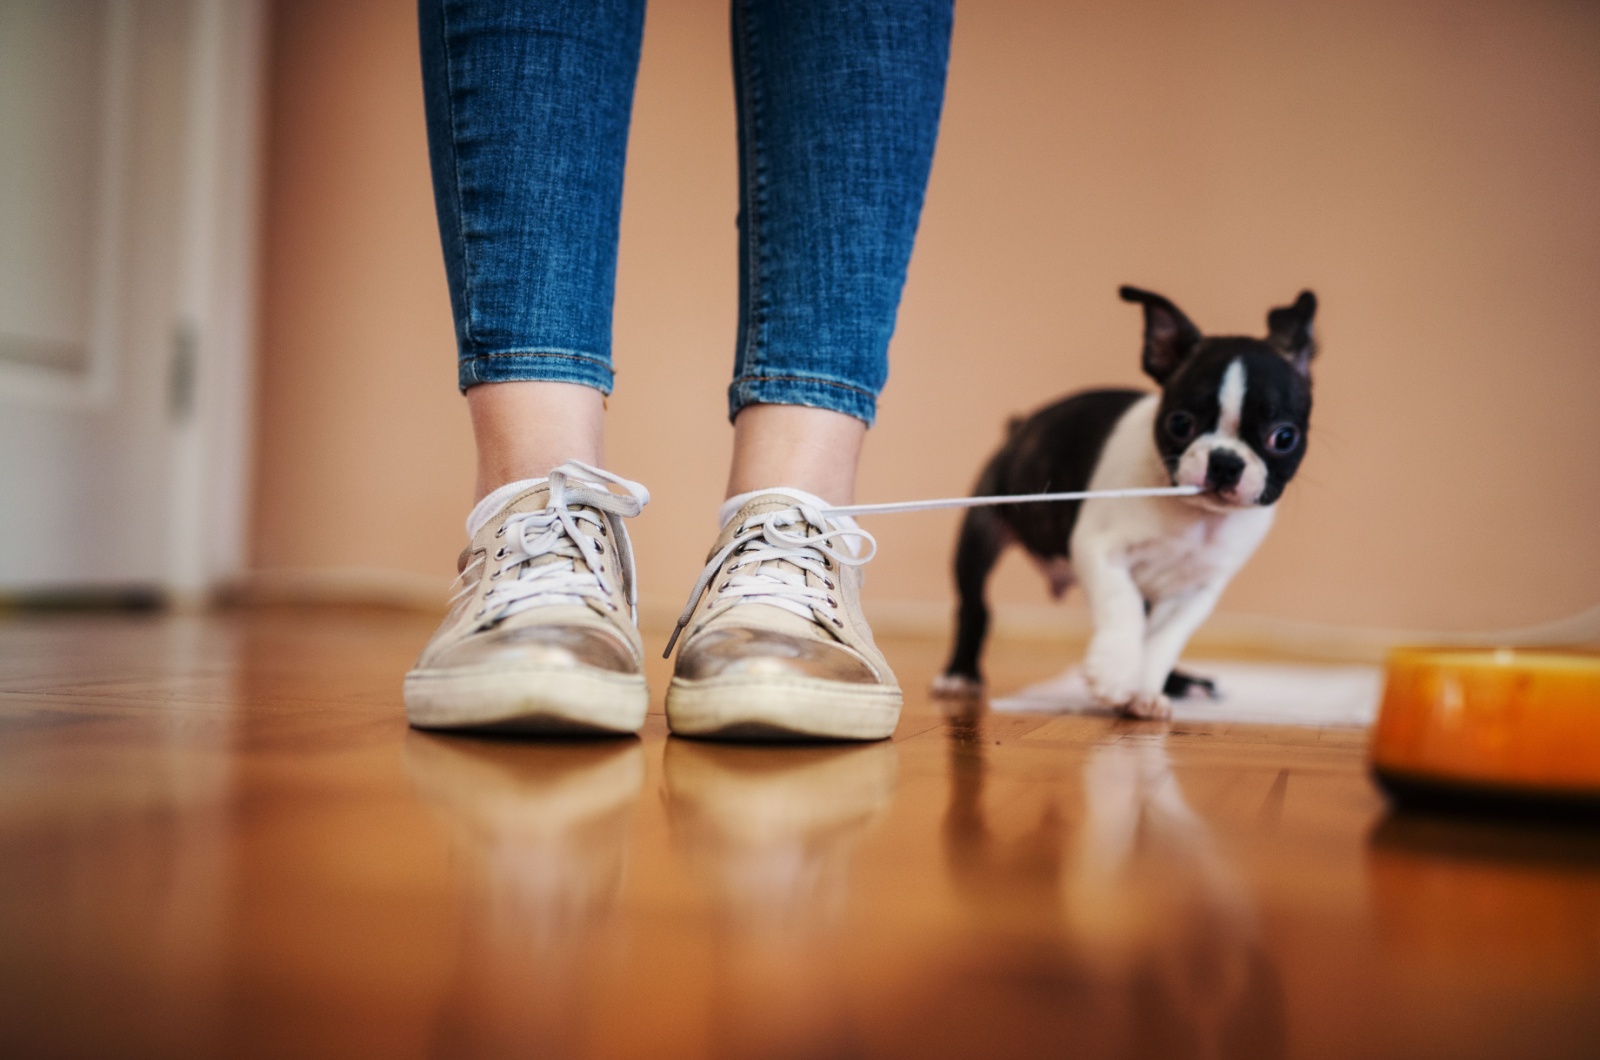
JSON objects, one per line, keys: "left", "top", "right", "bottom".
{"left": 1076, "top": 543, "right": 1147, "bottom": 711}
{"left": 1133, "top": 582, "right": 1227, "bottom": 719}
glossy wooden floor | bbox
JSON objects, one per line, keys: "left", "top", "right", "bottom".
{"left": 2, "top": 608, "right": 1597, "bottom": 1059}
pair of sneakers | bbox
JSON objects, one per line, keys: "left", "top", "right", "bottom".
{"left": 403, "top": 462, "right": 901, "bottom": 741}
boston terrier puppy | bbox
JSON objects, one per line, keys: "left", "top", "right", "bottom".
{"left": 933, "top": 286, "right": 1318, "bottom": 719}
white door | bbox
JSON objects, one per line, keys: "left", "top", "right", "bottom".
{"left": 0, "top": 0, "right": 261, "bottom": 601}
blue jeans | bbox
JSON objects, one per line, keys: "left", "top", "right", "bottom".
{"left": 419, "top": 0, "right": 953, "bottom": 425}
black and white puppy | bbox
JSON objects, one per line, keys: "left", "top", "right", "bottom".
{"left": 934, "top": 286, "right": 1318, "bottom": 718}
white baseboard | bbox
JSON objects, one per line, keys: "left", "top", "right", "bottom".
{"left": 228, "top": 567, "right": 1600, "bottom": 665}
{"left": 853, "top": 599, "right": 1600, "bottom": 662}
{"left": 224, "top": 566, "right": 451, "bottom": 610}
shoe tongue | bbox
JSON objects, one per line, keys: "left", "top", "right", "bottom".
{"left": 728, "top": 498, "right": 818, "bottom": 579}
{"left": 491, "top": 482, "right": 601, "bottom": 578}
{"left": 484, "top": 485, "right": 565, "bottom": 569}
{"left": 508, "top": 482, "right": 555, "bottom": 511}
{"left": 729, "top": 491, "right": 827, "bottom": 531}
{"left": 722, "top": 487, "right": 832, "bottom": 526}
{"left": 468, "top": 478, "right": 551, "bottom": 538}
{"left": 728, "top": 492, "right": 869, "bottom": 562}
{"left": 715, "top": 496, "right": 836, "bottom": 642}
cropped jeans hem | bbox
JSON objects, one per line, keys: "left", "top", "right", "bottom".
{"left": 457, "top": 349, "right": 615, "bottom": 394}
{"left": 728, "top": 373, "right": 877, "bottom": 426}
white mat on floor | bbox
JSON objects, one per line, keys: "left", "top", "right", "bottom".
{"left": 990, "top": 661, "right": 1384, "bottom": 727}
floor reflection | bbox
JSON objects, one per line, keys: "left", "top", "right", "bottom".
{"left": 405, "top": 734, "right": 643, "bottom": 1059}
{"left": 942, "top": 702, "right": 1067, "bottom": 914}
{"left": 1367, "top": 811, "right": 1600, "bottom": 979}
{"left": 0, "top": 618, "right": 238, "bottom": 1058}
{"left": 663, "top": 739, "right": 898, "bottom": 1058}
{"left": 906, "top": 707, "right": 1285, "bottom": 1059}
{"left": 14, "top": 612, "right": 1600, "bottom": 1056}
{"left": 1066, "top": 733, "right": 1284, "bottom": 1059}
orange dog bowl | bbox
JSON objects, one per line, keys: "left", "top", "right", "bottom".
{"left": 1371, "top": 648, "right": 1600, "bottom": 813}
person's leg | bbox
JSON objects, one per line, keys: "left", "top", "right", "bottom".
{"left": 419, "top": 0, "right": 644, "bottom": 495}
{"left": 723, "top": 0, "right": 954, "bottom": 504}
{"left": 408, "top": 0, "right": 652, "bottom": 735}
{"left": 665, "top": 0, "right": 954, "bottom": 741}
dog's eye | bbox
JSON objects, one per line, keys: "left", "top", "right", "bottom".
{"left": 1264, "top": 423, "right": 1301, "bottom": 453}
{"left": 1164, "top": 410, "right": 1197, "bottom": 443}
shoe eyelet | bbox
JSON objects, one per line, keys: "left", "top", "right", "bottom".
{"left": 494, "top": 526, "right": 505, "bottom": 538}
{"left": 824, "top": 579, "right": 835, "bottom": 590}
{"left": 495, "top": 547, "right": 506, "bottom": 559}
{"left": 832, "top": 618, "right": 844, "bottom": 628}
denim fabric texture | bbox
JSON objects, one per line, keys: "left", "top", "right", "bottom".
{"left": 420, "top": 0, "right": 952, "bottom": 424}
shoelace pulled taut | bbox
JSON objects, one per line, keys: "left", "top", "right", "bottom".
{"left": 455, "top": 461, "right": 650, "bottom": 628}
{"left": 663, "top": 501, "right": 875, "bottom": 657}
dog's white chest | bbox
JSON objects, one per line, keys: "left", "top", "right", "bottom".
{"left": 1124, "top": 522, "right": 1238, "bottom": 600}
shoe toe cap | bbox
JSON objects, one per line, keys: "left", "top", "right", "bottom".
{"left": 430, "top": 623, "right": 638, "bottom": 675}
{"left": 675, "top": 627, "right": 879, "bottom": 684}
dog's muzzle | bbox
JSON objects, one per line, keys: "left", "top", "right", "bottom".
{"left": 1205, "top": 450, "right": 1245, "bottom": 492}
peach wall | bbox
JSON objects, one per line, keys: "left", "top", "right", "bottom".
{"left": 252, "top": 0, "right": 1600, "bottom": 636}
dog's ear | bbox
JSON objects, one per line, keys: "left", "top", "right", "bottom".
{"left": 1119, "top": 286, "right": 1202, "bottom": 383}
{"left": 1266, "top": 290, "right": 1317, "bottom": 377}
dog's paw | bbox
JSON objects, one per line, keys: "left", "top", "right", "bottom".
{"left": 1084, "top": 637, "right": 1142, "bottom": 709}
{"left": 1119, "top": 692, "right": 1173, "bottom": 721}
{"left": 1163, "top": 669, "right": 1219, "bottom": 701}
{"left": 931, "top": 673, "right": 984, "bottom": 700}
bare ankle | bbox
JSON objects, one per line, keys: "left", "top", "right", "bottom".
{"left": 468, "top": 381, "right": 606, "bottom": 500}
{"left": 725, "top": 404, "right": 866, "bottom": 506}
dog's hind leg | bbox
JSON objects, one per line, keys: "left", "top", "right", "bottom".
{"left": 1163, "top": 669, "right": 1219, "bottom": 700}
{"left": 934, "top": 506, "right": 1010, "bottom": 698}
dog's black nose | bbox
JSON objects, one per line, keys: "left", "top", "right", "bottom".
{"left": 1206, "top": 449, "right": 1245, "bottom": 491}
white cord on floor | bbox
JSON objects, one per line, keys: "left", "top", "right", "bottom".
{"left": 825, "top": 484, "right": 1203, "bottom": 518}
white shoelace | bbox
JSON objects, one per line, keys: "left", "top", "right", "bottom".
{"left": 453, "top": 461, "right": 650, "bottom": 628}
{"left": 824, "top": 483, "right": 1201, "bottom": 517}
{"left": 663, "top": 500, "right": 875, "bottom": 657}
{"left": 661, "top": 482, "right": 1206, "bottom": 657}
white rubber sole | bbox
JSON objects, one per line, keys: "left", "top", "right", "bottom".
{"left": 665, "top": 674, "right": 901, "bottom": 742}
{"left": 404, "top": 664, "right": 647, "bottom": 735}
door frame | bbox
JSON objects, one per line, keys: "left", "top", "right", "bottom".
{"left": 165, "top": 0, "right": 267, "bottom": 602}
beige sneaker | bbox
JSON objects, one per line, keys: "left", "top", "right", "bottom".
{"left": 404, "top": 462, "right": 650, "bottom": 734}
{"left": 663, "top": 490, "right": 902, "bottom": 741}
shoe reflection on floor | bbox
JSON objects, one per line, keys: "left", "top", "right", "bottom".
{"left": 404, "top": 734, "right": 643, "bottom": 1059}
{"left": 663, "top": 738, "right": 898, "bottom": 1058}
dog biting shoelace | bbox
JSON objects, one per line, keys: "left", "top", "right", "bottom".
{"left": 662, "top": 483, "right": 1203, "bottom": 657}
{"left": 463, "top": 460, "right": 1201, "bottom": 651}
